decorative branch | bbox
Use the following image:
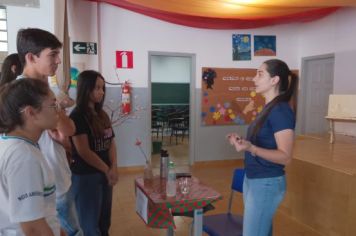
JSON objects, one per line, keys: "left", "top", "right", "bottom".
{"left": 103, "top": 67, "right": 145, "bottom": 127}
{"left": 135, "top": 138, "right": 149, "bottom": 164}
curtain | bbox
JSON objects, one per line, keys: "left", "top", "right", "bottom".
{"left": 85, "top": 0, "right": 351, "bottom": 29}
{"left": 54, "top": 0, "right": 71, "bottom": 93}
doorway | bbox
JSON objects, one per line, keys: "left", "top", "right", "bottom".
{"left": 148, "top": 52, "right": 196, "bottom": 171}
{"left": 298, "top": 54, "right": 334, "bottom": 135}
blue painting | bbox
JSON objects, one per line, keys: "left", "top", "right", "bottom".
{"left": 254, "top": 35, "right": 276, "bottom": 56}
{"left": 232, "top": 34, "right": 251, "bottom": 61}
{"left": 70, "top": 67, "right": 79, "bottom": 88}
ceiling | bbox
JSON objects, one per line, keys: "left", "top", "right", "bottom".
{"left": 88, "top": 0, "right": 356, "bottom": 28}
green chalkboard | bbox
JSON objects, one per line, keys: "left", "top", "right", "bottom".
{"left": 152, "top": 83, "right": 190, "bottom": 104}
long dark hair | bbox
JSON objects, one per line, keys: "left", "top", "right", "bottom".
{"left": 0, "top": 53, "right": 23, "bottom": 87}
{"left": 249, "top": 59, "right": 298, "bottom": 140}
{"left": 76, "top": 70, "right": 110, "bottom": 136}
{"left": 0, "top": 79, "right": 50, "bottom": 133}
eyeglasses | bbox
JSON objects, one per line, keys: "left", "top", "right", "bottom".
{"left": 47, "top": 103, "right": 61, "bottom": 111}
{"left": 46, "top": 103, "right": 61, "bottom": 111}
{"left": 19, "top": 103, "right": 60, "bottom": 113}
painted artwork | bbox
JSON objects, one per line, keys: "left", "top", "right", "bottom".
{"left": 48, "top": 63, "right": 84, "bottom": 88}
{"left": 70, "top": 67, "right": 80, "bottom": 88}
{"left": 70, "top": 62, "right": 85, "bottom": 88}
{"left": 254, "top": 35, "right": 276, "bottom": 56}
{"left": 232, "top": 34, "right": 251, "bottom": 61}
{"left": 201, "top": 67, "right": 266, "bottom": 126}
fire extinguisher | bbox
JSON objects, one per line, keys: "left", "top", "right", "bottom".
{"left": 121, "top": 81, "right": 131, "bottom": 115}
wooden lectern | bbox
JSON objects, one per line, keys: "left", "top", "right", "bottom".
{"left": 325, "top": 94, "right": 356, "bottom": 143}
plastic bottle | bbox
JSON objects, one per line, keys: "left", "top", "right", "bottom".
{"left": 166, "top": 161, "right": 176, "bottom": 197}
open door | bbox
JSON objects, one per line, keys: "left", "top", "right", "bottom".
{"left": 149, "top": 52, "right": 195, "bottom": 172}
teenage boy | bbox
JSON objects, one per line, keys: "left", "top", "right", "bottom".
{"left": 16, "top": 28, "right": 83, "bottom": 236}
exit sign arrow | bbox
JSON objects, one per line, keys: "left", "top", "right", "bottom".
{"left": 74, "top": 44, "right": 85, "bottom": 52}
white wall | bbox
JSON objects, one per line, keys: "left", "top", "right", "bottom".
{"left": 6, "top": 0, "right": 54, "bottom": 53}
{"left": 99, "top": 5, "right": 300, "bottom": 87}
{"left": 298, "top": 7, "right": 356, "bottom": 136}
{"left": 67, "top": 0, "right": 99, "bottom": 71}
{"left": 298, "top": 8, "right": 356, "bottom": 58}
{"left": 97, "top": 4, "right": 301, "bottom": 165}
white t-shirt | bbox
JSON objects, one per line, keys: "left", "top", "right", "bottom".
{"left": 38, "top": 131, "right": 71, "bottom": 198}
{"left": 0, "top": 136, "right": 60, "bottom": 236}
{"left": 16, "top": 75, "right": 72, "bottom": 197}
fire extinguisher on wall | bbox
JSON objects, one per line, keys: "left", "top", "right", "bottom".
{"left": 121, "top": 81, "right": 131, "bottom": 115}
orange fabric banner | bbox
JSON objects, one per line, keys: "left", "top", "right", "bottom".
{"left": 88, "top": 0, "right": 343, "bottom": 28}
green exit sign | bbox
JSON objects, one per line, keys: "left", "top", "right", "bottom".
{"left": 72, "top": 42, "right": 97, "bottom": 55}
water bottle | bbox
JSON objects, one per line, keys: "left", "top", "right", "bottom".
{"left": 166, "top": 161, "right": 176, "bottom": 197}
{"left": 160, "top": 149, "right": 169, "bottom": 179}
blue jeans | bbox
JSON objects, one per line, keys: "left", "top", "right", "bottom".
{"left": 57, "top": 189, "right": 83, "bottom": 236}
{"left": 243, "top": 175, "right": 286, "bottom": 236}
{"left": 72, "top": 173, "right": 113, "bottom": 236}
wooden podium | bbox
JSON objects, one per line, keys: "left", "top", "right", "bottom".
{"left": 280, "top": 135, "right": 356, "bottom": 236}
{"left": 325, "top": 95, "right": 356, "bottom": 143}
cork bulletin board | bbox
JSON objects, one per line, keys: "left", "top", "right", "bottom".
{"left": 201, "top": 67, "right": 265, "bottom": 126}
{"left": 201, "top": 67, "right": 299, "bottom": 126}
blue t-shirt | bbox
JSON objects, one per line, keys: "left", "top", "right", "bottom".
{"left": 244, "top": 102, "right": 295, "bottom": 179}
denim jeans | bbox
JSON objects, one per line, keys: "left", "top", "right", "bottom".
{"left": 56, "top": 188, "right": 83, "bottom": 236}
{"left": 243, "top": 175, "right": 286, "bottom": 236}
{"left": 71, "top": 173, "right": 113, "bottom": 236}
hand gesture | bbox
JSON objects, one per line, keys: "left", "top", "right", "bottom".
{"left": 226, "top": 133, "right": 241, "bottom": 146}
{"left": 106, "top": 167, "right": 118, "bottom": 186}
{"left": 226, "top": 133, "right": 252, "bottom": 153}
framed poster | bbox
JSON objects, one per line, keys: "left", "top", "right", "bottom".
{"left": 201, "top": 67, "right": 265, "bottom": 126}
{"left": 232, "top": 34, "right": 251, "bottom": 61}
{"left": 254, "top": 35, "right": 276, "bottom": 56}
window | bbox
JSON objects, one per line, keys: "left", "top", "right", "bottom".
{"left": 0, "top": 6, "right": 7, "bottom": 64}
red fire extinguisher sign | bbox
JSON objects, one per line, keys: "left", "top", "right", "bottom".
{"left": 116, "top": 51, "right": 133, "bottom": 68}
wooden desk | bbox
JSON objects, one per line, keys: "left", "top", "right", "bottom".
{"left": 325, "top": 116, "right": 356, "bottom": 143}
{"left": 135, "top": 176, "right": 221, "bottom": 236}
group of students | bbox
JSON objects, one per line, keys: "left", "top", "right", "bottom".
{"left": 0, "top": 28, "right": 117, "bottom": 236}
{"left": 0, "top": 28, "right": 299, "bottom": 236}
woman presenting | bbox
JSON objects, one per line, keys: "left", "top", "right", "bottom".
{"left": 227, "top": 59, "right": 298, "bottom": 236}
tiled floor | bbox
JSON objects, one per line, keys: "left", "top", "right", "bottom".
{"left": 151, "top": 135, "right": 190, "bottom": 172}
{"left": 111, "top": 160, "right": 321, "bottom": 236}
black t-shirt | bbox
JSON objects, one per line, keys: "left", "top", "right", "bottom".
{"left": 69, "top": 108, "right": 115, "bottom": 174}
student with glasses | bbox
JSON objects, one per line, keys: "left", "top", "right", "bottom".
{"left": 0, "top": 79, "right": 60, "bottom": 236}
